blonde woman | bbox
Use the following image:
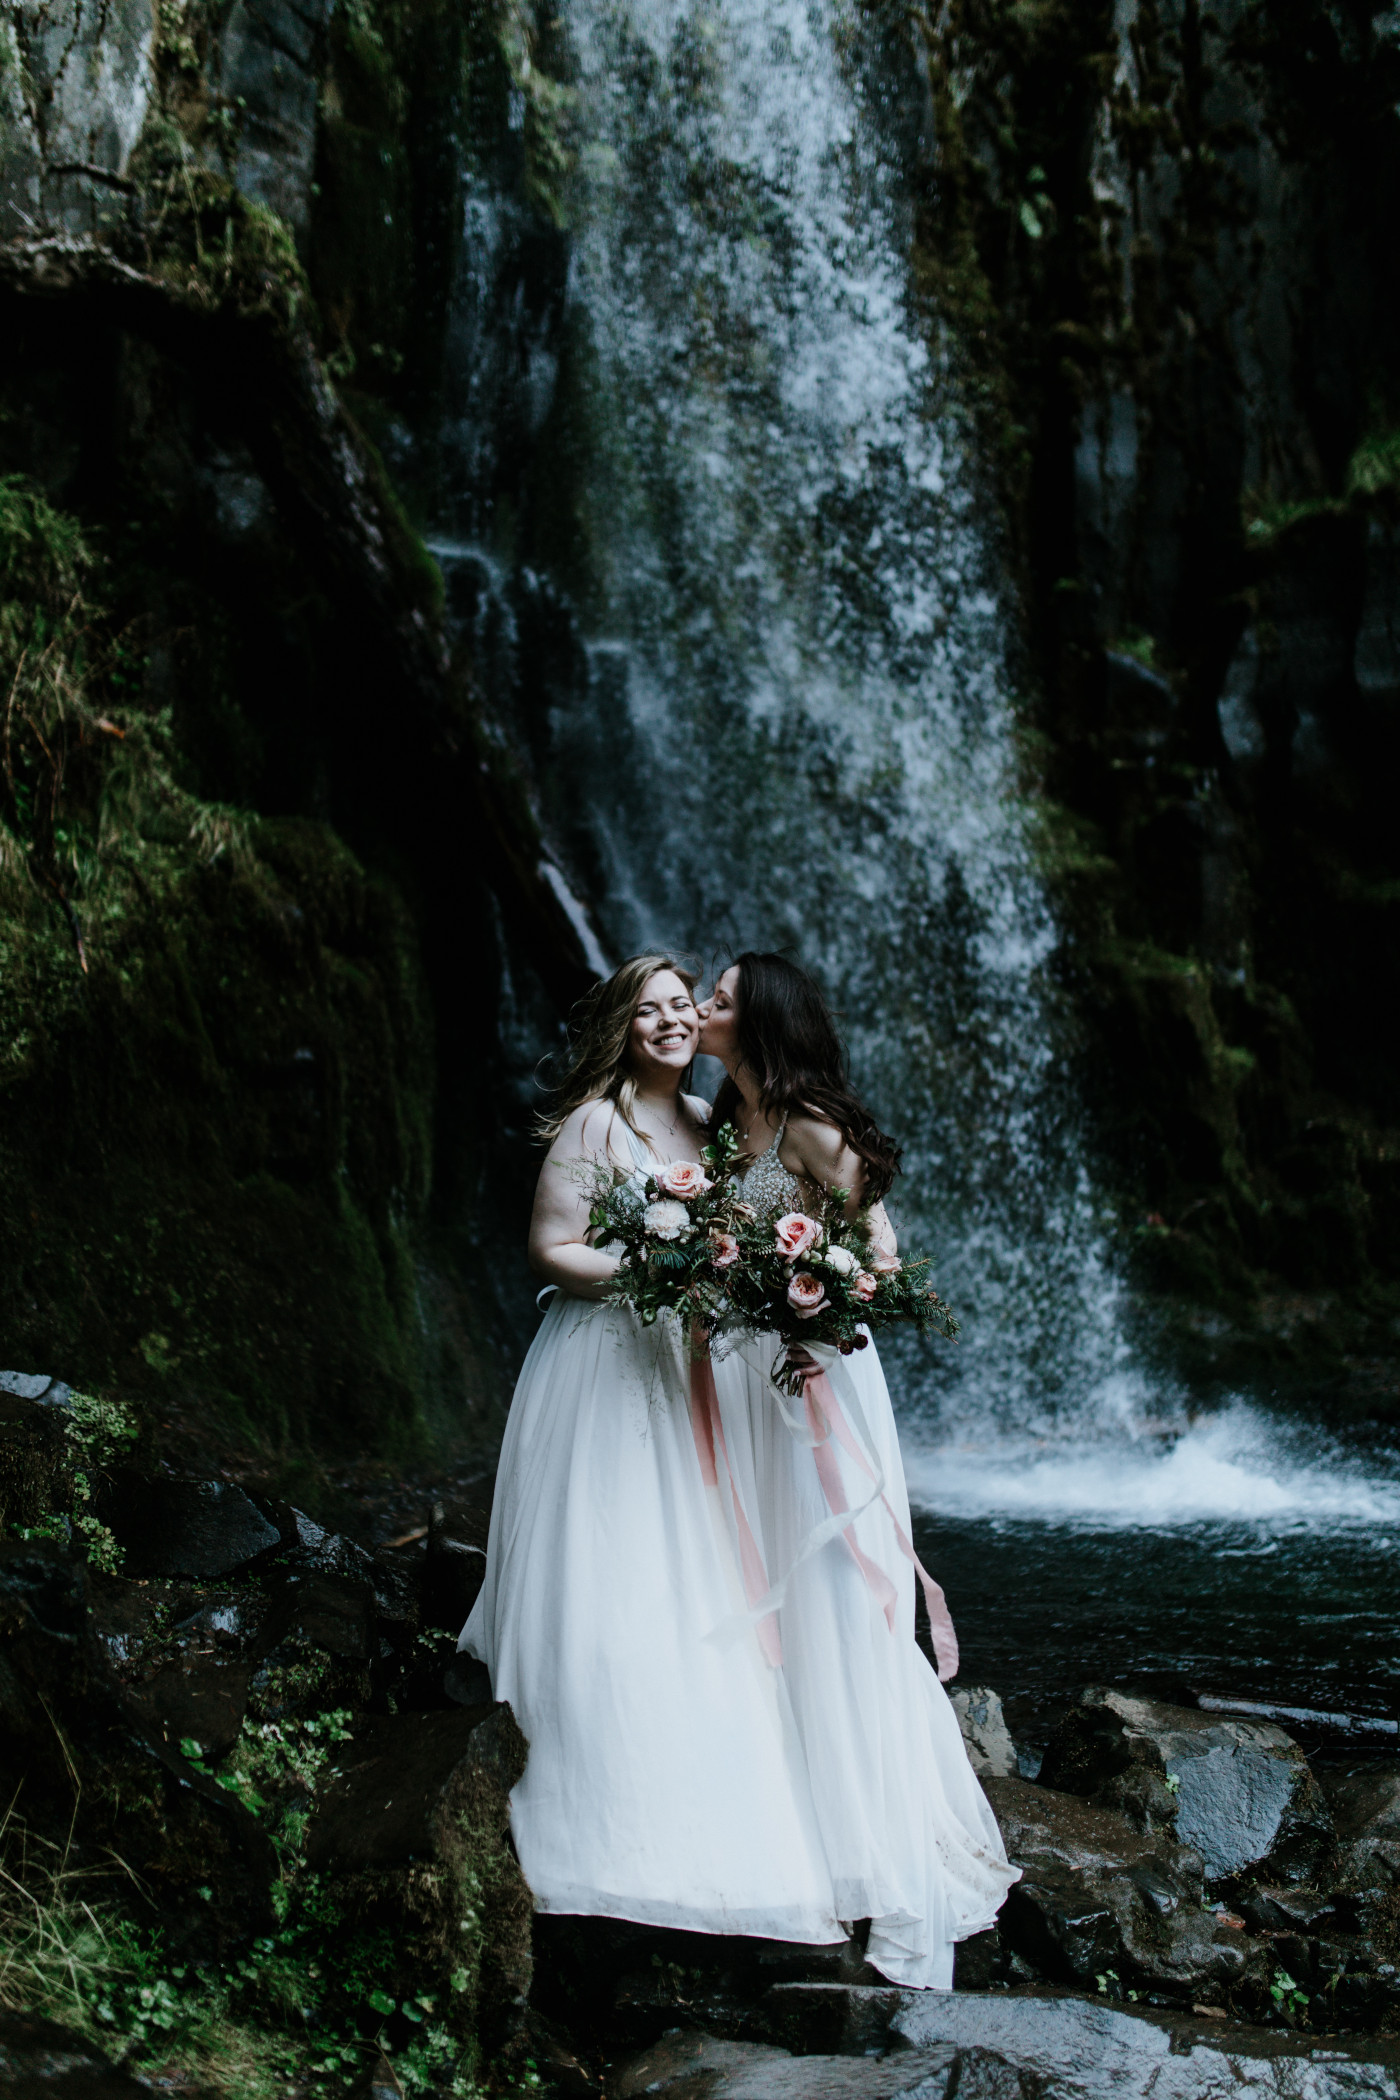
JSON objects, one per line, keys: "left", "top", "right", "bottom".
{"left": 459, "top": 956, "right": 840, "bottom": 1948}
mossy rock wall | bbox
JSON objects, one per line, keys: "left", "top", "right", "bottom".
{"left": 904, "top": 0, "right": 1400, "bottom": 1396}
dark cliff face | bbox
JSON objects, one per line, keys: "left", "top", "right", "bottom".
{"left": 910, "top": 0, "right": 1400, "bottom": 1402}
{"left": 0, "top": 0, "right": 591, "bottom": 1465}
{"left": 1, "top": 0, "right": 1397, "bottom": 1455}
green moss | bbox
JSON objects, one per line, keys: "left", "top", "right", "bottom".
{"left": 1346, "top": 426, "right": 1400, "bottom": 499}
{"left": 0, "top": 479, "right": 441, "bottom": 1458}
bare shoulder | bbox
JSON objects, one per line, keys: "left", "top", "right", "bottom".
{"left": 784, "top": 1108, "right": 845, "bottom": 1166}
{"left": 548, "top": 1097, "right": 617, "bottom": 1164}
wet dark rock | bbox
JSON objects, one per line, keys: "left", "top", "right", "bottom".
{"left": 0, "top": 1387, "right": 72, "bottom": 1531}
{"left": 215, "top": 0, "right": 331, "bottom": 233}
{"left": 0, "top": 1540, "right": 276, "bottom": 1948}
{"left": 100, "top": 1473, "right": 280, "bottom": 1580}
{"left": 0, "top": 1370, "right": 72, "bottom": 1406}
{"left": 616, "top": 1989, "right": 1400, "bottom": 2097}
{"left": 423, "top": 1501, "right": 489, "bottom": 1634}
{"left": 262, "top": 1567, "right": 375, "bottom": 1661}
{"left": 950, "top": 1687, "right": 1018, "bottom": 1779}
{"left": 1316, "top": 1763, "right": 1400, "bottom": 1956}
{"left": 122, "top": 1654, "right": 253, "bottom": 1757}
{"left": 444, "top": 1653, "right": 493, "bottom": 1706}
{"left": 371, "top": 1543, "right": 423, "bottom": 1637}
{"left": 1239, "top": 1885, "right": 1338, "bottom": 1936}
{"left": 0, "top": 2008, "right": 150, "bottom": 2094}
{"left": 761, "top": 1982, "right": 910, "bottom": 2057}
{"left": 1039, "top": 1689, "right": 1334, "bottom": 1885}
{"left": 890, "top": 1992, "right": 1400, "bottom": 2100}
{"left": 984, "top": 1775, "right": 1252, "bottom": 2000}
{"left": 175, "top": 1595, "right": 263, "bottom": 1652}
{"left": 613, "top": 2029, "right": 961, "bottom": 2100}
{"left": 305, "top": 1702, "right": 533, "bottom": 2053}
{"left": 1323, "top": 1765, "right": 1400, "bottom": 1848}
{"left": 533, "top": 1917, "right": 879, "bottom": 2055}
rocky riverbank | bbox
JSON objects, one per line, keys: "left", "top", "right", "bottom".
{"left": 4, "top": 1369, "right": 1399, "bottom": 2095}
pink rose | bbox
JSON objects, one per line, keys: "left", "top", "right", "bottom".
{"left": 774, "top": 1212, "right": 821, "bottom": 1262}
{"left": 871, "top": 1249, "right": 901, "bottom": 1274}
{"left": 786, "top": 1271, "right": 829, "bottom": 1319}
{"left": 654, "top": 1159, "right": 712, "bottom": 1200}
{"left": 852, "top": 1270, "right": 877, "bottom": 1303}
{"left": 709, "top": 1230, "right": 740, "bottom": 1269}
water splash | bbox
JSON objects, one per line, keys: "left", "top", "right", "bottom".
{"left": 905, "top": 1402, "right": 1400, "bottom": 1531}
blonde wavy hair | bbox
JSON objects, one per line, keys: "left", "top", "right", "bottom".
{"left": 535, "top": 953, "right": 698, "bottom": 1146}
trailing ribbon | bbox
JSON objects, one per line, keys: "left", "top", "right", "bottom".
{"left": 689, "top": 1340, "right": 784, "bottom": 1668}
{"left": 792, "top": 1353, "right": 960, "bottom": 1682}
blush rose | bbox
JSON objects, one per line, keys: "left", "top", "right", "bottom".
{"left": 852, "top": 1270, "right": 877, "bottom": 1303}
{"left": 709, "top": 1230, "right": 740, "bottom": 1268}
{"left": 786, "top": 1271, "right": 829, "bottom": 1319}
{"left": 654, "top": 1159, "right": 712, "bottom": 1199}
{"left": 774, "top": 1213, "right": 822, "bottom": 1262}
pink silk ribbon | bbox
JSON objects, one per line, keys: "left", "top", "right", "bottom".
{"left": 690, "top": 1344, "right": 784, "bottom": 1668}
{"left": 797, "top": 1358, "right": 960, "bottom": 1682}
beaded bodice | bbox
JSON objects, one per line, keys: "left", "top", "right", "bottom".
{"left": 734, "top": 1125, "right": 803, "bottom": 1218}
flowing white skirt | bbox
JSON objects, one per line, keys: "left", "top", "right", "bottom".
{"left": 460, "top": 1296, "right": 1017, "bottom": 1984}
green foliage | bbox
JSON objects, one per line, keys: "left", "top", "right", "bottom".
{"left": 0, "top": 1697, "right": 516, "bottom": 2095}
{"left": 11, "top": 1391, "right": 138, "bottom": 1571}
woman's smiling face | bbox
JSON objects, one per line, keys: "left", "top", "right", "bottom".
{"left": 696, "top": 965, "right": 740, "bottom": 1067}
{"left": 627, "top": 970, "right": 700, "bottom": 1081}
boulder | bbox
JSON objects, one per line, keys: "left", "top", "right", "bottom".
{"left": 0, "top": 1370, "right": 72, "bottom": 1405}
{"left": 0, "top": 1387, "right": 72, "bottom": 1531}
{"left": 531, "top": 1916, "right": 877, "bottom": 2053}
{"left": 122, "top": 1654, "right": 253, "bottom": 1757}
{"left": 261, "top": 1567, "right": 375, "bottom": 1661}
{"left": 0, "top": 2007, "right": 150, "bottom": 2094}
{"left": 1039, "top": 1688, "right": 1334, "bottom": 1885}
{"left": 305, "top": 1702, "right": 533, "bottom": 2055}
{"left": 100, "top": 1474, "right": 279, "bottom": 1580}
{"left": 614, "top": 1998, "right": 1400, "bottom": 2099}
{"left": 613, "top": 1990, "right": 1400, "bottom": 2098}
{"left": 0, "top": 1540, "right": 276, "bottom": 1949}
{"left": 613, "top": 2029, "right": 961, "bottom": 2100}
{"left": 949, "top": 1686, "right": 1018, "bottom": 1778}
{"left": 984, "top": 1774, "right": 1254, "bottom": 2000}
{"left": 422, "top": 1501, "right": 489, "bottom": 1634}
{"left": 890, "top": 1991, "right": 1400, "bottom": 2100}
{"left": 1317, "top": 1763, "right": 1400, "bottom": 1956}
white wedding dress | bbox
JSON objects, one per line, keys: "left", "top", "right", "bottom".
{"left": 459, "top": 1125, "right": 1017, "bottom": 1984}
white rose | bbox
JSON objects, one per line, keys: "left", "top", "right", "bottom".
{"left": 643, "top": 1198, "right": 691, "bottom": 1241}
{"left": 822, "top": 1245, "right": 858, "bottom": 1276}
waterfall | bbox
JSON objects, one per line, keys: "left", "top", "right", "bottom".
{"left": 436, "top": 0, "right": 1157, "bottom": 1447}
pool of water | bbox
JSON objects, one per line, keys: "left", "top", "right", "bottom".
{"left": 903, "top": 1402, "right": 1400, "bottom": 1747}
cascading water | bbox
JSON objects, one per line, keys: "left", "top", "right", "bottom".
{"left": 439, "top": 0, "right": 1147, "bottom": 1449}
{"left": 433, "top": 0, "right": 1400, "bottom": 1642}
{"left": 425, "top": 0, "right": 1400, "bottom": 1729}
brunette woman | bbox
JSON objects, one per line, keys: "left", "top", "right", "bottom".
{"left": 697, "top": 952, "right": 1017, "bottom": 1988}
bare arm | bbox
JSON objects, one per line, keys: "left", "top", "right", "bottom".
{"left": 527, "top": 1102, "right": 627, "bottom": 1300}
{"left": 785, "top": 1116, "right": 899, "bottom": 1259}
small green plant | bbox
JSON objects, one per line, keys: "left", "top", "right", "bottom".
{"left": 1270, "top": 1967, "right": 1309, "bottom": 2022}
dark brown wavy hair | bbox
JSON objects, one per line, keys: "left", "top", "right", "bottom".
{"left": 709, "top": 952, "right": 901, "bottom": 1203}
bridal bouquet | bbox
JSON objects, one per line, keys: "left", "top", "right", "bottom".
{"left": 588, "top": 1124, "right": 957, "bottom": 1383}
